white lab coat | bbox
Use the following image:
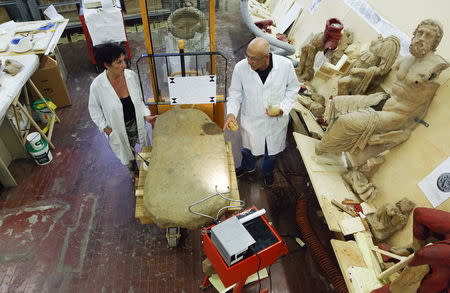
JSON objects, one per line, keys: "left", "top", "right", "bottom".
{"left": 227, "top": 54, "right": 300, "bottom": 156}
{"left": 89, "top": 69, "right": 151, "bottom": 164}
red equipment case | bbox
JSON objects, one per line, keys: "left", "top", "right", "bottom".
{"left": 202, "top": 207, "right": 288, "bottom": 292}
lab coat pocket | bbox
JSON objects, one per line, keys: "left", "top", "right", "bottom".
{"left": 108, "top": 130, "right": 121, "bottom": 146}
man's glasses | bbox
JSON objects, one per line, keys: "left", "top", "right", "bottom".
{"left": 245, "top": 54, "right": 266, "bottom": 62}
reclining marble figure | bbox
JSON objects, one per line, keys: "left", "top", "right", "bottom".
{"left": 337, "top": 35, "right": 401, "bottom": 95}
{"left": 315, "top": 19, "right": 449, "bottom": 158}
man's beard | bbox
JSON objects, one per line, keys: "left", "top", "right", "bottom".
{"left": 409, "top": 39, "right": 432, "bottom": 58}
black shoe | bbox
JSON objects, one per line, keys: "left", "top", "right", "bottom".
{"left": 264, "top": 175, "right": 274, "bottom": 187}
{"left": 235, "top": 167, "right": 256, "bottom": 178}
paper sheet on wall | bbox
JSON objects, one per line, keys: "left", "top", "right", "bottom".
{"left": 84, "top": 8, "right": 126, "bottom": 46}
{"left": 101, "top": 0, "right": 113, "bottom": 9}
{"left": 343, "top": 0, "right": 411, "bottom": 56}
{"left": 277, "top": 3, "right": 302, "bottom": 33}
{"left": 44, "top": 5, "right": 64, "bottom": 20}
{"left": 309, "top": 0, "right": 323, "bottom": 14}
{"left": 418, "top": 157, "right": 450, "bottom": 207}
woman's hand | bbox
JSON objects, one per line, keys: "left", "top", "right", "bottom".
{"left": 145, "top": 115, "right": 158, "bottom": 126}
{"left": 104, "top": 127, "right": 112, "bottom": 136}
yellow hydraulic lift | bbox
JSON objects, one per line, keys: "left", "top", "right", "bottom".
{"left": 137, "top": 0, "right": 226, "bottom": 128}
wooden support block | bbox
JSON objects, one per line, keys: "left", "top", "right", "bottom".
{"left": 355, "top": 231, "right": 382, "bottom": 276}
{"left": 135, "top": 197, "right": 153, "bottom": 224}
{"left": 339, "top": 217, "right": 366, "bottom": 235}
{"left": 289, "top": 109, "right": 308, "bottom": 135}
{"left": 331, "top": 239, "right": 367, "bottom": 293}
{"left": 371, "top": 247, "right": 405, "bottom": 261}
{"left": 377, "top": 253, "right": 414, "bottom": 280}
{"left": 134, "top": 147, "right": 152, "bottom": 224}
{"left": 292, "top": 101, "right": 324, "bottom": 139}
{"left": 348, "top": 266, "right": 384, "bottom": 293}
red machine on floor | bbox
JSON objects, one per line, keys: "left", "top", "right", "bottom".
{"left": 202, "top": 207, "right": 288, "bottom": 292}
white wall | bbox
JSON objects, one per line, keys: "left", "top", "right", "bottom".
{"left": 289, "top": 0, "right": 450, "bottom": 60}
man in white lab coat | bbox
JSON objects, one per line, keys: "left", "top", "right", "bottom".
{"left": 224, "top": 38, "right": 300, "bottom": 186}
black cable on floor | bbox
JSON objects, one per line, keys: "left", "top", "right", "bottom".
{"left": 251, "top": 246, "right": 262, "bottom": 293}
{"left": 135, "top": 151, "right": 150, "bottom": 166}
{"left": 268, "top": 265, "right": 273, "bottom": 293}
{"left": 130, "top": 147, "right": 150, "bottom": 166}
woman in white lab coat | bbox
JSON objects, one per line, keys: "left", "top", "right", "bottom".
{"left": 224, "top": 38, "right": 300, "bottom": 186}
{"left": 88, "top": 43, "right": 156, "bottom": 176}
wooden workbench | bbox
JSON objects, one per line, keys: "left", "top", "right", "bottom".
{"left": 293, "top": 132, "right": 389, "bottom": 292}
{"left": 293, "top": 132, "right": 360, "bottom": 233}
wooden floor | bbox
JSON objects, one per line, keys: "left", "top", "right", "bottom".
{"left": 0, "top": 1, "right": 338, "bottom": 292}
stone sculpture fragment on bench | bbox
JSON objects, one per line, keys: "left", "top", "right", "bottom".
{"left": 372, "top": 208, "right": 450, "bottom": 293}
{"left": 3, "top": 59, "right": 24, "bottom": 76}
{"left": 143, "top": 107, "right": 231, "bottom": 229}
{"left": 296, "top": 18, "right": 353, "bottom": 81}
{"left": 338, "top": 35, "right": 401, "bottom": 95}
{"left": 314, "top": 20, "right": 449, "bottom": 201}
{"left": 366, "top": 198, "right": 415, "bottom": 241}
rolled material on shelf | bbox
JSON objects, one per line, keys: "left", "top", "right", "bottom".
{"left": 240, "top": 0, "right": 296, "bottom": 59}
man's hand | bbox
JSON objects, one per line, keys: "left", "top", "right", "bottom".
{"left": 145, "top": 115, "right": 158, "bottom": 126}
{"left": 223, "top": 114, "right": 237, "bottom": 130}
{"left": 266, "top": 108, "right": 283, "bottom": 117}
{"left": 104, "top": 127, "right": 112, "bottom": 136}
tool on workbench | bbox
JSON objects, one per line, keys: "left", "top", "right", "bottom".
{"left": 331, "top": 199, "right": 358, "bottom": 217}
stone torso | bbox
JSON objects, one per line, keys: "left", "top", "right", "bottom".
{"left": 383, "top": 54, "right": 444, "bottom": 117}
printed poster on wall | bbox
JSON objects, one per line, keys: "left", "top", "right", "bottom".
{"left": 418, "top": 157, "right": 450, "bottom": 207}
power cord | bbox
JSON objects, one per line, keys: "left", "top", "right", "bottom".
{"left": 268, "top": 265, "right": 273, "bottom": 293}
{"left": 130, "top": 146, "right": 150, "bottom": 166}
{"left": 250, "top": 246, "right": 262, "bottom": 293}
{"left": 135, "top": 151, "right": 150, "bottom": 166}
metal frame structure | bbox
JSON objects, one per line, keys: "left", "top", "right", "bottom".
{"left": 0, "top": 0, "right": 31, "bottom": 21}
{"left": 138, "top": 0, "right": 226, "bottom": 126}
{"left": 136, "top": 51, "right": 228, "bottom": 104}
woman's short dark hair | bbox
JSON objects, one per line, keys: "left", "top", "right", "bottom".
{"left": 94, "top": 43, "right": 126, "bottom": 66}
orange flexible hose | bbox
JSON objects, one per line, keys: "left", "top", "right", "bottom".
{"left": 296, "top": 198, "right": 348, "bottom": 293}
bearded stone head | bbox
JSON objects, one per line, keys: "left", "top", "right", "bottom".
{"left": 410, "top": 19, "right": 443, "bottom": 58}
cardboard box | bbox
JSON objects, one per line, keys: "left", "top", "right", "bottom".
{"left": 0, "top": 7, "right": 11, "bottom": 23}
{"left": 31, "top": 55, "right": 72, "bottom": 108}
